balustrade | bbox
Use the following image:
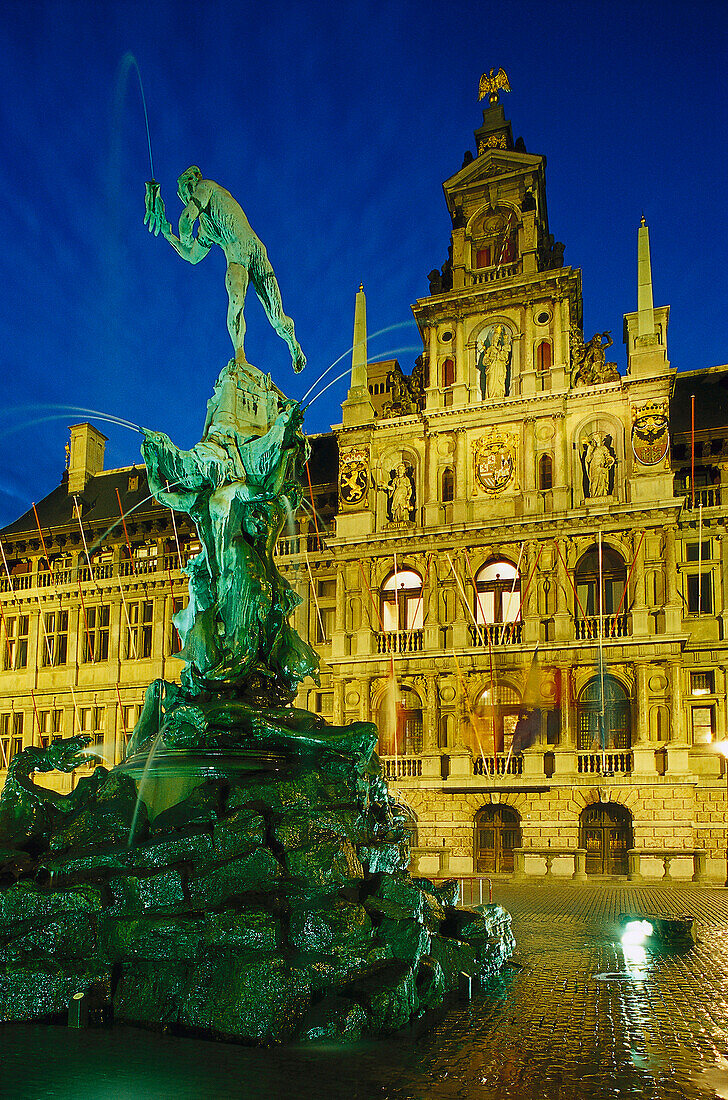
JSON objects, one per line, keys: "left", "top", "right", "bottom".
{"left": 577, "top": 751, "right": 632, "bottom": 774}
{"left": 469, "top": 261, "right": 521, "bottom": 285}
{"left": 679, "top": 486, "right": 721, "bottom": 509}
{"left": 473, "top": 754, "right": 523, "bottom": 776}
{"left": 380, "top": 755, "right": 423, "bottom": 779}
{"left": 574, "top": 613, "right": 629, "bottom": 640}
{"left": 376, "top": 630, "right": 423, "bottom": 654}
{"left": 468, "top": 621, "right": 523, "bottom": 646}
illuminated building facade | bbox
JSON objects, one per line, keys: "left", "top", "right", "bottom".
{"left": 2, "top": 95, "right": 728, "bottom": 880}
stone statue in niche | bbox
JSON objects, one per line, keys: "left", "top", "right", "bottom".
{"left": 385, "top": 461, "right": 416, "bottom": 524}
{"left": 582, "top": 433, "right": 616, "bottom": 498}
{"left": 477, "top": 324, "right": 512, "bottom": 399}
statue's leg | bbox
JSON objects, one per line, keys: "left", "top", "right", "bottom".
{"left": 249, "top": 247, "right": 306, "bottom": 372}
{"left": 225, "top": 262, "right": 249, "bottom": 363}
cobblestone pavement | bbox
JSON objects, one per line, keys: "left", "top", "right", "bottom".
{"left": 6, "top": 881, "right": 728, "bottom": 1099}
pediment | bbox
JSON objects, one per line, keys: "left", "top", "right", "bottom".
{"left": 444, "top": 150, "right": 542, "bottom": 193}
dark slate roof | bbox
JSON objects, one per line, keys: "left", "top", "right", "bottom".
{"left": 671, "top": 367, "right": 728, "bottom": 436}
{"left": 1, "top": 432, "right": 339, "bottom": 542}
{"left": 1, "top": 465, "right": 157, "bottom": 541}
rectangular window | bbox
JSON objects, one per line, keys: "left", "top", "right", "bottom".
{"left": 41, "top": 610, "right": 69, "bottom": 667}
{"left": 37, "top": 708, "right": 63, "bottom": 747}
{"left": 691, "top": 706, "right": 714, "bottom": 744}
{"left": 317, "top": 579, "right": 336, "bottom": 600}
{"left": 0, "top": 712, "right": 23, "bottom": 767}
{"left": 686, "top": 541, "right": 711, "bottom": 562}
{"left": 169, "top": 597, "right": 184, "bottom": 655}
{"left": 687, "top": 573, "right": 712, "bottom": 615}
{"left": 691, "top": 671, "right": 715, "bottom": 696}
{"left": 3, "top": 614, "right": 29, "bottom": 671}
{"left": 79, "top": 706, "right": 105, "bottom": 746}
{"left": 314, "top": 606, "right": 335, "bottom": 644}
{"left": 475, "top": 246, "right": 491, "bottom": 268}
{"left": 314, "top": 692, "right": 333, "bottom": 716}
{"left": 82, "top": 605, "right": 110, "bottom": 663}
{"left": 126, "top": 601, "right": 153, "bottom": 659}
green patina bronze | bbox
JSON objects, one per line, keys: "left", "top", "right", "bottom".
{"left": 0, "top": 170, "right": 514, "bottom": 1043}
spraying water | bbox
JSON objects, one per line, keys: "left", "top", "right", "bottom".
{"left": 119, "top": 52, "right": 155, "bottom": 180}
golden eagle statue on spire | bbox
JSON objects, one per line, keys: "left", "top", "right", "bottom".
{"left": 478, "top": 67, "right": 511, "bottom": 105}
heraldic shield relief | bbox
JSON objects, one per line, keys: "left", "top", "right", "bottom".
{"left": 631, "top": 401, "right": 669, "bottom": 466}
{"left": 473, "top": 431, "right": 517, "bottom": 494}
{"left": 339, "top": 448, "right": 369, "bottom": 507}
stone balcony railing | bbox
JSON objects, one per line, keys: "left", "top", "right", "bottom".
{"left": 473, "top": 754, "right": 523, "bottom": 777}
{"left": 678, "top": 486, "right": 721, "bottom": 510}
{"left": 376, "top": 630, "right": 424, "bottom": 654}
{"left": 468, "top": 260, "right": 522, "bottom": 285}
{"left": 468, "top": 621, "right": 523, "bottom": 647}
{"left": 381, "top": 755, "right": 423, "bottom": 780}
{"left": 574, "top": 613, "right": 630, "bottom": 641}
{"left": 577, "top": 751, "right": 632, "bottom": 774}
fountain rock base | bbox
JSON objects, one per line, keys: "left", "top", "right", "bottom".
{"left": 0, "top": 701, "right": 514, "bottom": 1044}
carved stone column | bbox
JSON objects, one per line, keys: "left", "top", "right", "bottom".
{"left": 669, "top": 661, "right": 684, "bottom": 744}
{"left": 453, "top": 316, "right": 469, "bottom": 405}
{"left": 333, "top": 679, "right": 345, "bottom": 726}
{"left": 453, "top": 429, "right": 468, "bottom": 523}
{"left": 523, "top": 541, "right": 539, "bottom": 645}
{"left": 551, "top": 411, "right": 569, "bottom": 511}
{"left": 521, "top": 302, "right": 534, "bottom": 395}
{"left": 451, "top": 550, "right": 470, "bottom": 651}
{"left": 631, "top": 529, "right": 649, "bottom": 636}
{"left": 523, "top": 417, "right": 536, "bottom": 512}
{"left": 554, "top": 537, "right": 571, "bottom": 642}
{"left": 663, "top": 525, "right": 681, "bottom": 633}
{"left": 721, "top": 531, "right": 728, "bottom": 638}
{"left": 634, "top": 662, "right": 649, "bottom": 744}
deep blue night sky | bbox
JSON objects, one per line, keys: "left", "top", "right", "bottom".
{"left": 2, "top": 0, "right": 728, "bottom": 526}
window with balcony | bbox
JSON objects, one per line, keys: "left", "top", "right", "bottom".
{"left": 474, "top": 560, "right": 521, "bottom": 625}
{"left": 577, "top": 676, "right": 631, "bottom": 750}
{"left": 380, "top": 569, "right": 423, "bottom": 632}
{"left": 575, "top": 545, "right": 626, "bottom": 618}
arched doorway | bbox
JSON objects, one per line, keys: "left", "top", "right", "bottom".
{"left": 580, "top": 803, "right": 632, "bottom": 876}
{"left": 475, "top": 805, "right": 522, "bottom": 873}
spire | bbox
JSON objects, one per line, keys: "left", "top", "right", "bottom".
{"left": 351, "top": 282, "right": 368, "bottom": 389}
{"left": 637, "top": 215, "right": 656, "bottom": 338}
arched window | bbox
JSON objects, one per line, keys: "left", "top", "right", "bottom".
{"left": 535, "top": 340, "right": 552, "bottom": 373}
{"left": 474, "top": 560, "right": 520, "bottom": 625}
{"left": 575, "top": 545, "right": 626, "bottom": 617}
{"left": 538, "top": 454, "right": 553, "bottom": 490}
{"left": 442, "top": 358, "right": 455, "bottom": 388}
{"left": 377, "top": 684, "right": 423, "bottom": 755}
{"left": 475, "top": 806, "right": 522, "bottom": 873}
{"left": 580, "top": 803, "right": 632, "bottom": 876}
{"left": 474, "top": 681, "right": 522, "bottom": 755}
{"left": 442, "top": 468, "right": 454, "bottom": 502}
{"left": 577, "top": 676, "right": 631, "bottom": 751}
{"left": 380, "top": 569, "right": 423, "bottom": 632}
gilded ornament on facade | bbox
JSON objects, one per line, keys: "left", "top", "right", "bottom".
{"left": 473, "top": 431, "right": 517, "bottom": 494}
{"left": 478, "top": 67, "right": 511, "bottom": 105}
{"left": 631, "top": 401, "right": 669, "bottom": 466}
{"left": 339, "top": 448, "right": 369, "bottom": 507}
{"left": 478, "top": 134, "right": 507, "bottom": 153}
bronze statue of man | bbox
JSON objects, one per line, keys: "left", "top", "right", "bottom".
{"left": 144, "top": 167, "right": 306, "bottom": 373}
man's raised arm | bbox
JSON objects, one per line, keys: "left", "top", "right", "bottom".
{"left": 144, "top": 185, "right": 211, "bottom": 265}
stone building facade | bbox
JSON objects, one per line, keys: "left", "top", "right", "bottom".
{"left": 2, "top": 96, "right": 728, "bottom": 880}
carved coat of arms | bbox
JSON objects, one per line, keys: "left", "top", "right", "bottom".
{"left": 339, "top": 448, "right": 369, "bottom": 507}
{"left": 473, "top": 432, "right": 517, "bottom": 494}
{"left": 631, "top": 401, "right": 669, "bottom": 466}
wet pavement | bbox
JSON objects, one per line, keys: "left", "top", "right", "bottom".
{"left": 5, "top": 881, "right": 728, "bottom": 1098}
